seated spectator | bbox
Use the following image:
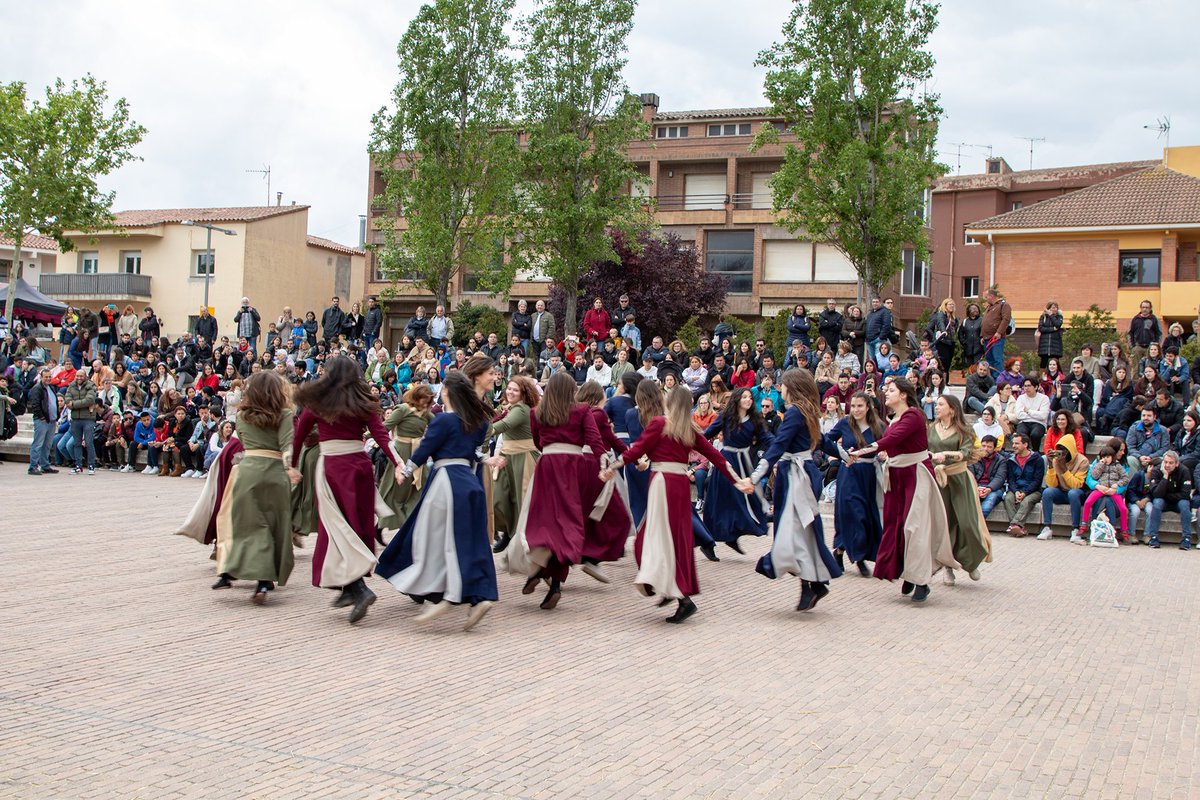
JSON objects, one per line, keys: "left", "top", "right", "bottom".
{"left": 1038, "top": 435, "right": 1089, "bottom": 540}
{"left": 1125, "top": 469, "right": 1151, "bottom": 543}
{"left": 1126, "top": 405, "right": 1170, "bottom": 473}
{"left": 730, "top": 358, "right": 756, "bottom": 389}
{"left": 969, "top": 435, "right": 1008, "bottom": 519}
{"left": 964, "top": 361, "right": 993, "bottom": 414}
{"left": 857, "top": 359, "right": 880, "bottom": 391}
{"left": 1144, "top": 451, "right": 1193, "bottom": 550}
{"left": 585, "top": 355, "right": 612, "bottom": 390}
{"left": 682, "top": 356, "right": 708, "bottom": 397}
{"left": 1134, "top": 364, "right": 1167, "bottom": 398}
{"left": 995, "top": 356, "right": 1026, "bottom": 391}
{"left": 636, "top": 354, "right": 658, "bottom": 382}
{"left": 814, "top": 351, "right": 837, "bottom": 395}
{"left": 881, "top": 352, "right": 905, "bottom": 380}
{"left": 752, "top": 372, "right": 782, "bottom": 412}
{"left": 1080, "top": 441, "right": 1130, "bottom": 544}
{"left": 1002, "top": 432, "right": 1044, "bottom": 537}
{"left": 1152, "top": 388, "right": 1184, "bottom": 437}
{"left": 691, "top": 394, "right": 717, "bottom": 430}
{"left": 920, "top": 369, "right": 947, "bottom": 421}
{"left": 973, "top": 406, "right": 1005, "bottom": 449}
{"left": 819, "top": 395, "right": 843, "bottom": 435}
{"left": 1012, "top": 378, "right": 1051, "bottom": 451}
{"left": 760, "top": 397, "right": 782, "bottom": 436}
{"left": 1173, "top": 409, "right": 1200, "bottom": 474}
{"left": 1044, "top": 409, "right": 1084, "bottom": 457}
{"left": 1112, "top": 393, "right": 1147, "bottom": 440}
{"left": 822, "top": 371, "right": 854, "bottom": 415}
{"left": 1161, "top": 347, "right": 1189, "bottom": 399}
{"left": 706, "top": 376, "right": 730, "bottom": 413}
{"left": 834, "top": 340, "right": 860, "bottom": 376}
{"left": 1136, "top": 342, "right": 1163, "bottom": 378}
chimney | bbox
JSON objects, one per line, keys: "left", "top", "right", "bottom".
{"left": 358, "top": 215, "right": 367, "bottom": 248}
{"left": 639, "top": 92, "right": 659, "bottom": 124}
{"left": 276, "top": 191, "right": 282, "bottom": 206}
{"left": 986, "top": 156, "right": 1012, "bottom": 175}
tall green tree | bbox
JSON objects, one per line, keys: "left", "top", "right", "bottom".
{"left": 369, "top": 0, "right": 520, "bottom": 309}
{"left": 511, "top": 0, "right": 651, "bottom": 336}
{"left": 755, "top": 0, "right": 944, "bottom": 299}
{"left": 0, "top": 76, "right": 145, "bottom": 325}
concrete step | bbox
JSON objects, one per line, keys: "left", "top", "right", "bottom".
{"left": 985, "top": 505, "right": 1185, "bottom": 541}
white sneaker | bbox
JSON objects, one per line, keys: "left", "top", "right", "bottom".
{"left": 581, "top": 563, "right": 611, "bottom": 584}
{"left": 1069, "top": 533, "right": 1084, "bottom": 545}
{"left": 1037, "top": 527, "right": 1053, "bottom": 540}
{"left": 142, "top": 465, "right": 155, "bottom": 474}
{"left": 463, "top": 601, "right": 493, "bottom": 632}
{"left": 194, "top": 471, "right": 206, "bottom": 479}
{"left": 181, "top": 470, "right": 195, "bottom": 479}
{"left": 415, "top": 599, "right": 453, "bottom": 623}
{"left": 943, "top": 568, "right": 956, "bottom": 586}
{"left": 968, "top": 569, "right": 980, "bottom": 581}
{"left": 119, "top": 465, "right": 131, "bottom": 473}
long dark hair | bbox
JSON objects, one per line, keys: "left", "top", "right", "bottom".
{"left": 442, "top": 370, "right": 489, "bottom": 433}
{"left": 719, "top": 386, "right": 764, "bottom": 435}
{"left": 848, "top": 391, "right": 885, "bottom": 448}
{"left": 293, "top": 354, "right": 378, "bottom": 422}
{"left": 537, "top": 371, "right": 577, "bottom": 428}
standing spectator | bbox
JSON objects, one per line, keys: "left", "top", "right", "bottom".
{"left": 27, "top": 367, "right": 60, "bottom": 475}
{"left": 864, "top": 297, "right": 894, "bottom": 367}
{"left": 958, "top": 302, "right": 984, "bottom": 368}
{"left": 979, "top": 288, "right": 1011, "bottom": 374}
{"left": 969, "top": 435, "right": 1008, "bottom": 519}
{"left": 511, "top": 299, "right": 532, "bottom": 354}
{"left": 234, "top": 297, "right": 261, "bottom": 356}
{"left": 530, "top": 299, "right": 555, "bottom": 344}
{"left": 195, "top": 305, "right": 218, "bottom": 344}
{"left": 275, "top": 306, "right": 295, "bottom": 333}
{"left": 404, "top": 306, "right": 429, "bottom": 342}
{"left": 362, "top": 297, "right": 383, "bottom": 349}
{"left": 65, "top": 369, "right": 98, "bottom": 475}
{"left": 321, "top": 296, "right": 345, "bottom": 343}
{"left": 1001, "top": 432, "right": 1044, "bottom": 536}
{"left": 841, "top": 303, "right": 866, "bottom": 365}
{"left": 614, "top": 294, "right": 636, "bottom": 326}
{"left": 817, "top": 299, "right": 844, "bottom": 353}
{"left": 1036, "top": 301, "right": 1064, "bottom": 370}
{"left": 1163, "top": 322, "right": 1186, "bottom": 355}
{"left": 620, "top": 314, "right": 641, "bottom": 353}
{"left": 925, "top": 298, "right": 958, "bottom": 372}
{"left": 342, "top": 301, "right": 364, "bottom": 342}
{"left": 785, "top": 304, "right": 812, "bottom": 349}
{"left": 582, "top": 297, "right": 611, "bottom": 342}
{"left": 117, "top": 305, "right": 139, "bottom": 342}
{"left": 77, "top": 307, "right": 100, "bottom": 360}
{"left": 1127, "top": 299, "right": 1162, "bottom": 368}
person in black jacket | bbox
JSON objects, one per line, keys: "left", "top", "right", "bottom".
{"left": 511, "top": 299, "right": 533, "bottom": 354}
{"left": 405, "top": 306, "right": 429, "bottom": 342}
{"left": 958, "top": 303, "right": 984, "bottom": 368}
{"left": 321, "top": 297, "right": 346, "bottom": 343}
{"left": 27, "top": 367, "right": 61, "bottom": 474}
{"left": 194, "top": 306, "right": 218, "bottom": 344}
{"left": 362, "top": 298, "right": 383, "bottom": 349}
{"left": 817, "top": 299, "right": 844, "bottom": 353}
{"left": 1036, "top": 302, "right": 1064, "bottom": 369}
{"left": 1144, "top": 450, "right": 1192, "bottom": 549}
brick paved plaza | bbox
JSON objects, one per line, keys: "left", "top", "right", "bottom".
{"left": 2, "top": 470, "right": 1197, "bottom": 799}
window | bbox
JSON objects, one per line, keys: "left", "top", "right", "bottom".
{"left": 1119, "top": 250, "right": 1161, "bottom": 287}
{"left": 707, "top": 123, "right": 752, "bottom": 137}
{"left": 814, "top": 244, "right": 857, "bottom": 281}
{"left": 771, "top": 122, "right": 787, "bottom": 134}
{"left": 656, "top": 125, "right": 688, "bottom": 139}
{"left": 80, "top": 251, "right": 98, "bottom": 274}
{"left": 964, "top": 225, "right": 978, "bottom": 245}
{"left": 121, "top": 251, "right": 141, "bottom": 274}
{"left": 750, "top": 172, "right": 774, "bottom": 209}
{"left": 901, "top": 248, "right": 929, "bottom": 297}
{"left": 192, "top": 250, "right": 215, "bottom": 277}
{"left": 705, "top": 230, "right": 754, "bottom": 294}
{"left": 684, "top": 174, "right": 726, "bottom": 210}
{"left": 1011, "top": 201, "right": 1024, "bottom": 211}
{"left": 962, "top": 276, "right": 980, "bottom": 298}
{"left": 762, "top": 240, "right": 812, "bottom": 282}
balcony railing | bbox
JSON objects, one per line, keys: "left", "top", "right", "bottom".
{"left": 40, "top": 272, "right": 152, "bottom": 298}
{"left": 655, "top": 193, "right": 729, "bottom": 212}
{"left": 730, "top": 192, "right": 774, "bottom": 210}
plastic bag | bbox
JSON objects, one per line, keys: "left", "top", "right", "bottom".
{"left": 821, "top": 479, "right": 837, "bottom": 503}
{"left": 1089, "top": 510, "right": 1118, "bottom": 548}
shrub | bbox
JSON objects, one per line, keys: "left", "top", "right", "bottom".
{"left": 450, "top": 300, "right": 507, "bottom": 348}
{"left": 1062, "top": 305, "right": 1117, "bottom": 362}
{"left": 674, "top": 315, "right": 702, "bottom": 351}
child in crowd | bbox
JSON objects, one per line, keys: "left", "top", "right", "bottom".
{"left": 1081, "top": 442, "right": 1130, "bottom": 541}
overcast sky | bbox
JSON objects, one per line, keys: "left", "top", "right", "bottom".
{"left": 4, "top": 0, "right": 1198, "bottom": 242}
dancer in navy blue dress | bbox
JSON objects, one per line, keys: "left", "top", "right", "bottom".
{"left": 820, "top": 391, "right": 885, "bottom": 577}
{"left": 606, "top": 372, "right": 642, "bottom": 449}
{"left": 376, "top": 371, "right": 500, "bottom": 631}
{"left": 702, "top": 387, "right": 772, "bottom": 552}
{"left": 750, "top": 369, "right": 843, "bottom": 611}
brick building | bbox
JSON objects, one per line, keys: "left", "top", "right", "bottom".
{"left": 364, "top": 94, "right": 936, "bottom": 346}
{"left": 927, "top": 157, "right": 1155, "bottom": 323}
{"left": 966, "top": 145, "right": 1200, "bottom": 337}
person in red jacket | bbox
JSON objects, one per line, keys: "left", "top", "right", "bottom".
{"left": 582, "top": 297, "right": 612, "bottom": 342}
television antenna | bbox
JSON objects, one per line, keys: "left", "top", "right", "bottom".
{"left": 246, "top": 164, "right": 271, "bottom": 205}
{"left": 943, "top": 142, "right": 993, "bottom": 174}
{"left": 1016, "top": 137, "right": 1045, "bottom": 170}
{"left": 1144, "top": 116, "right": 1171, "bottom": 149}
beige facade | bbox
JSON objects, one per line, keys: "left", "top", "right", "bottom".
{"left": 47, "top": 206, "right": 364, "bottom": 339}
{"left": 0, "top": 234, "right": 59, "bottom": 289}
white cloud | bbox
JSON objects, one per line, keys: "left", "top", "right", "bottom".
{"left": 2, "top": 0, "right": 1198, "bottom": 241}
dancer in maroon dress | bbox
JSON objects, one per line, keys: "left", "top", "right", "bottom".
{"left": 849, "top": 378, "right": 957, "bottom": 603}
{"left": 504, "top": 372, "right": 606, "bottom": 610}
{"left": 576, "top": 380, "right": 635, "bottom": 584}
{"left": 601, "top": 386, "right": 751, "bottom": 623}
{"left": 292, "top": 356, "right": 398, "bottom": 623}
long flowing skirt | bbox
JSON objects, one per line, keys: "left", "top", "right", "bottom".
{"left": 506, "top": 452, "right": 596, "bottom": 581}
{"left": 875, "top": 463, "right": 959, "bottom": 585}
{"left": 290, "top": 443, "right": 319, "bottom": 535}
{"left": 376, "top": 463, "right": 497, "bottom": 604}
{"left": 702, "top": 449, "right": 768, "bottom": 541}
{"left": 493, "top": 449, "right": 536, "bottom": 537}
{"left": 939, "top": 471, "right": 993, "bottom": 573}
{"left": 311, "top": 451, "right": 385, "bottom": 588}
{"left": 634, "top": 471, "right": 698, "bottom": 599}
{"left": 377, "top": 441, "right": 418, "bottom": 530}
{"left": 217, "top": 455, "right": 295, "bottom": 584}
{"left": 580, "top": 457, "right": 634, "bottom": 563}
{"left": 832, "top": 461, "right": 882, "bottom": 564}
{"left": 756, "top": 460, "right": 841, "bottom": 582}
{"left": 626, "top": 463, "right": 650, "bottom": 528}
{"left": 176, "top": 438, "right": 244, "bottom": 546}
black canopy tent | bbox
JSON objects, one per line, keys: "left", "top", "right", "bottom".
{"left": 0, "top": 278, "right": 67, "bottom": 325}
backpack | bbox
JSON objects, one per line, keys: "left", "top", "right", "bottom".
{"left": 1, "top": 408, "right": 16, "bottom": 441}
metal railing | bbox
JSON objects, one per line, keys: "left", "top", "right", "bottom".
{"left": 654, "top": 193, "right": 729, "bottom": 211}
{"left": 39, "top": 272, "right": 152, "bottom": 298}
{"left": 730, "top": 192, "right": 774, "bottom": 210}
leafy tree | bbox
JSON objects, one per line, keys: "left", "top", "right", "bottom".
{"left": 510, "top": 0, "right": 651, "bottom": 336}
{"left": 0, "top": 76, "right": 145, "bottom": 324}
{"left": 754, "top": 0, "right": 944, "bottom": 299}
{"left": 450, "top": 299, "right": 508, "bottom": 348}
{"left": 547, "top": 229, "right": 727, "bottom": 343}
{"left": 673, "top": 315, "right": 702, "bottom": 351}
{"left": 1063, "top": 304, "right": 1116, "bottom": 362}
{"left": 369, "top": 0, "right": 520, "bottom": 309}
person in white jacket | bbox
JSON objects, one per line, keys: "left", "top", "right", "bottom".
{"left": 585, "top": 355, "right": 612, "bottom": 389}
{"left": 1012, "top": 377, "right": 1051, "bottom": 451}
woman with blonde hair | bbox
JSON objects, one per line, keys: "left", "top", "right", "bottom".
{"left": 929, "top": 394, "right": 992, "bottom": 584}
{"left": 489, "top": 376, "right": 540, "bottom": 554}
{"left": 602, "top": 386, "right": 750, "bottom": 623}
{"left": 748, "top": 369, "right": 843, "bottom": 611}
{"left": 209, "top": 371, "right": 300, "bottom": 604}
{"left": 378, "top": 384, "right": 435, "bottom": 532}
{"left": 925, "top": 298, "right": 958, "bottom": 372}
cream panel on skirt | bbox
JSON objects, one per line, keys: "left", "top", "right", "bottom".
{"left": 633, "top": 471, "right": 683, "bottom": 601}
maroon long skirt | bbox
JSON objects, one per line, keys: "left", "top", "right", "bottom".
{"left": 873, "top": 463, "right": 919, "bottom": 581}
{"left": 522, "top": 452, "right": 596, "bottom": 581}
{"left": 580, "top": 464, "right": 633, "bottom": 563}
{"left": 311, "top": 451, "right": 378, "bottom": 587}
{"left": 633, "top": 471, "right": 699, "bottom": 597}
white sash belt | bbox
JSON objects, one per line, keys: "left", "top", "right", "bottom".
{"left": 651, "top": 461, "right": 689, "bottom": 475}
{"left": 319, "top": 439, "right": 366, "bottom": 457}
{"left": 433, "top": 458, "right": 471, "bottom": 469}
{"left": 779, "top": 450, "right": 819, "bottom": 528}
{"left": 724, "top": 444, "right": 764, "bottom": 522}
{"left": 543, "top": 443, "right": 584, "bottom": 455}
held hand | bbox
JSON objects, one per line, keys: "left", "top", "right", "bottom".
{"left": 394, "top": 470, "right": 409, "bottom": 486}
{"left": 485, "top": 455, "right": 506, "bottom": 469}
{"left": 735, "top": 478, "right": 754, "bottom": 495}
{"left": 931, "top": 452, "right": 946, "bottom": 464}
{"left": 600, "top": 467, "right": 616, "bottom": 482}
{"left": 636, "top": 457, "right": 650, "bottom": 472}
{"left": 286, "top": 467, "right": 302, "bottom": 485}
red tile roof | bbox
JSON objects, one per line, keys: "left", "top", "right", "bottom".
{"left": 654, "top": 107, "right": 773, "bottom": 121}
{"left": 0, "top": 233, "right": 59, "bottom": 252}
{"left": 306, "top": 235, "right": 364, "bottom": 256}
{"left": 110, "top": 206, "right": 309, "bottom": 227}
{"left": 968, "top": 167, "right": 1200, "bottom": 231}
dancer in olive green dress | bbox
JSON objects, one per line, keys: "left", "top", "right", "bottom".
{"left": 212, "top": 371, "right": 302, "bottom": 604}
{"left": 928, "top": 394, "right": 993, "bottom": 584}
{"left": 378, "top": 385, "right": 434, "bottom": 531}
{"left": 489, "top": 376, "right": 541, "bottom": 554}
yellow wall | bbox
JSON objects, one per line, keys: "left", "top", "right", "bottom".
{"left": 242, "top": 209, "right": 328, "bottom": 331}
{"left": 1165, "top": 145, "right": 1200, "bottom": 179}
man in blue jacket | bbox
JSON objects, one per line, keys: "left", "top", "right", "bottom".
{"left": 864, "top": 297, "right": 894, "bottom": 367}
{"left": 1001, "top": 432, "right": 1044, "bottom": 536}
{"left": 1126, "top": 405, "right": 1170, "bottom": 473}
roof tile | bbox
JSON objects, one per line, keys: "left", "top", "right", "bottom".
{"left": 0, "top": 234, "right": 59, "bottom": 252}
{"left": 110, "top": 206, "right": 309, "bottom": 227}
{"left": 306, "top": 235, "right": 364, "bottom": 256}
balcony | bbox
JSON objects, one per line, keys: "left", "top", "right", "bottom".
{"left": 40, "top": 272, "right": 152, "bottom": 300}
{"left": 652, "top": 194, "right": 728, "bottom": 225}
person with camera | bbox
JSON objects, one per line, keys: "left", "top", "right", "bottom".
{"left": 1037, "top": 436, "right": 1089, "bottom": 540}
{"left": 234, "top": 297, "right": 261, "bottom": 358}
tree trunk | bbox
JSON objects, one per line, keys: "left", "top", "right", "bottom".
{"left": 562, "top": 277, "right": 578, "bottom": 336}
{"left": 3, "top": 239, "right": 22, "bottom": 330}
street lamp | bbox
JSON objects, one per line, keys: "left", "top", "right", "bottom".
{"left": 180, "top": 220, "right": 237, "bottom": 310}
